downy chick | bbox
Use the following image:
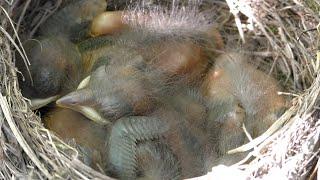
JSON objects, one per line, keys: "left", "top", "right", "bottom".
{"left": 56, "top": 56, "right": 162, "bottom": 125}
{"left": 39, "top": 0, "right": 107, "bottom": 42}
{"left": 105, "top": 88, "right": 211, "bottom": 179}
{"left": 18, "top": 0, "right": 107, "bottom": 108}
{"left": 56, "top": 0, "right": 222, "bottom": 123}
{"left": 56, "top": 42, "right": 212, "bottom": 125}
{"left": 77, "top": 34, "right": 213, "bottom": 86}
{"left": 43, "top": 106, "right": 182, "bottom": 179}
{"left": 43, "top": 107, "right": 108, "bottom": 169}
{"left": 87, "top": 5, "right": 224, "bottom": 80}
{"left": 78, "top": 35, "right": 213, "bottom": 86}
{"left": 70, "top": 5, "right": 226, "bottom": 107}
{"left": 57, "top": 47, "right": 213, "bottom": 179}
{"left": 201, "top": 52, "right": 287, "bottom": 165}
{"left": 16, "top": 36, "right": 83, "bottom": 109}
{"left": 87, "top": 7, "right": 224, "bottom": 85}
{"left": 54, "top": 52, "right": 212, "bottom": 178}
{"left": 78, "top": 8, "right": 214, "bottom": 78}
{"left": 54, "top": 1, "right": 222, "bottom": 178}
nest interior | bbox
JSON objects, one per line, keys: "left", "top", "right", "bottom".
{"left": 0, "top": 0, "right": 319, "bottom": 179}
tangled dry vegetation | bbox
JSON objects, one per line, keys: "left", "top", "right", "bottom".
{"left": 0, "top": 0, "right": 319, "bottom": 179}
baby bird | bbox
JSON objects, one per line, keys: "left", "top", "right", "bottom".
{"left": 77, "top": 34, "right": 212, "bottom": 87}
{"left": 16, "top": 36, "right": 83, "bottom": 109}
{"left": 201, "top": 52, "right": 287, "bottom": 164}
{"left": 54, "top": 2, "right": 223, "bottom": 178}
{"left": 43, "top": 107, "right": 184, "bottom": 179}
{"left": 56, "top": 55, "right": 161, "bottom": 125}
{"left": 56, "top": 0, "right": 223, "bottom": 119}
{"left": 87, "top": 9, "right": 225, "bottom": 86}
{"left": 56, "top": 39, "right": 212, "bottom": 124}
{"left": 105, "top": 88, "right": 211, "bottom": 179}
{"left": 43, "top": 107, "right": 108, "bottom": 169}
{"left": 39, "top": 0, "right": 107, "bottom": 42}
{"left": 55, "top": 1, "right": 287, "bottom": 178}
{"left": 18, "top": 0, "right": 109, "bottom": 108}
{"left": 56, "top": 52, "right": 212, "bottom": 179}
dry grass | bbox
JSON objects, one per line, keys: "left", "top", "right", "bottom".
{"left": 0, "top": 0, "right": 319, "bottom": 179}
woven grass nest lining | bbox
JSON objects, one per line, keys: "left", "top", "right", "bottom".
{"left": 0, "top": 0, "right": 319, "bottom": 179}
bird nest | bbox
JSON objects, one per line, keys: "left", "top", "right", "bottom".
{"left": 0, "top": 0, "right": 319, "bottom": 179}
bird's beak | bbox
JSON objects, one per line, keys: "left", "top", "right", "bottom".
{"left": 56, "top": 96, "right": 110, "bottom": 125}
{"left": 77, "top": 76, "right": 91, "bottom": 90}
{"left": 56, "top": 76, "right": 111, "bottom": 125}
{"left": 30, "top": 95, "right": 59, "bottom": 110}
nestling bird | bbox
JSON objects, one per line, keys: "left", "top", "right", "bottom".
{"left": 53, "top": 1, "right": 222, "bottom": 178}
{"left": 50, "top": 0, "right": 288, "bottom": 178}
{"left": 105, "top": 87, "right": 211, "bottom": 179}
{"left": 201, "top": 52, "right": 287, "bottom": 165}
{"left": 87, "top": 8, "right": 225, "bottom": 85}
{"left": 39, "top": 0, "right": 107, "bottom": 42}
{"left": 57, "top": 45, "right": 213, "bottom": 179}
{"left": 56, "top": 0, "right": 222, "bottom": 122}
{"left": 17, "top": 0, "right": 108, "bottom": 108}
{"left": 42, "top": 106, "right": 182, "bottom": 179}
{"left": 16, "top": 36, "right": 83, "bottom": 109}
{"left": 56, "top": 56, "right": 161, "bottom": 125}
